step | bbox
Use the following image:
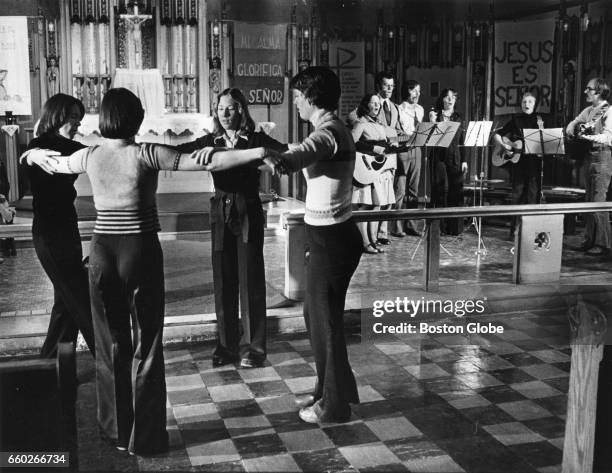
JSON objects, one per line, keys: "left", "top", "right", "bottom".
{"left": 2, "top": 281, "right": 605, "bottom": 358}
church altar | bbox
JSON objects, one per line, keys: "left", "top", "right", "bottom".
{"left": 78, "top": 112, "right": 215, "bottom": 138}
{"left": 74, "top": 112, "right": 216, "bottom": 195}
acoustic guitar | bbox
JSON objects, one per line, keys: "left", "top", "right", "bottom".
{"left": 353, "top": 152, "right": 397, "bottom": 186}
{"left": 492, "top": 114, "right": 544, "bottom": 166}
{"left": 566, "top": 103, "right": 610, "bottom": 161}
{"left": 492, "top": 137, "right": 523, "bottom": 167}
{"left": 361, "top": 134, "right": 414, "bottom": 153}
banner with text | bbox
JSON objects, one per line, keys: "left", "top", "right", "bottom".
{"left": 233, "top": 22, "right": 287, "bottom": 105}
{"left": 0, "top": 17, "right": 31, "bottom": 115}
{"left": 329, "top": 42, "right": 365, "bottom": 120}
{"left": 494, "top": 19, "right": 555, "bottom": 115}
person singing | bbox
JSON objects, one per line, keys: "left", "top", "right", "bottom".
{"left": 351, "top": 93, "right": 397, "bottom": 254}
{"left": 493, "top": 92, "right": 546, "bottom": 238}
{"left": 566, "top": 77, "right": 612, "bottom": 256}
{"left": 429, "top": 88, "right": 468, "bottom": 235}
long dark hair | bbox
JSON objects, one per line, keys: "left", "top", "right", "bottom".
{"left": 433, "top": 88, "right": 460, "bottom": 121}
{"left": 36, "top": 93, "right": 85, "bottom": 136}
{"left": 212, "top": 88, "right": 256, "bottom": 136}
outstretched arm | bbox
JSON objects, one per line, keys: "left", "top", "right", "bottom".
{"left": 19, "top": 148, "right": 87, "bottom": 174}
{"left": 274, "top": 128, "right": 337, "bottom": 173}
{"left": 144, "top": 144, "right": 280, "bottom": 173}
{"left": 193, "top": 147, "right": 268, "bottom": 171}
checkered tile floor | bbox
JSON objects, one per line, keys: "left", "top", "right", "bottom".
{"left": 74, "top": 308, "right": 576, "bottom": 472}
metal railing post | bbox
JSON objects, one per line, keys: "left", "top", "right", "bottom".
{"left": 423, "top": 219, "right": 440, "bottom": 292}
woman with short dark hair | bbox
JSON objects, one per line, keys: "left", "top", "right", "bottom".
{"left": 26, "top": 93, "right": 95, "bottom": 359}
{"left": 351, "top": 93, "right": 397, "bottom": 254}
{"left": 176, "top": 88, "right": 288, "bottom": 369}
{"left": 266, "top": 67, "right": 362, "bottom": 424}
{"left": 23, "top": 87, "right": 277, "bottom": 455}
{"left": 493, "top": 91, "right": 546, "bottom": 238}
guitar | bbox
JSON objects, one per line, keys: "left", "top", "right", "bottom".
{"left": 566, "top": 103, "right": 610, "bottom": 160}
{"left": 361, "top": 134, "right": 414, "bottom": 153}
{"left": 492, "top": 114, "right": 544, "bottom": 166}
{"left": 353, "top": 152, "right": 397, "bottom": 186}
{"left": 492, "top": 137, "right": 523, "bottom": 167}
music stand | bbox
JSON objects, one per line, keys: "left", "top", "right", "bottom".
{"left": 462, "top": 121, "right": 493, "bottom": 257}
{"left": 522, "top": 128, "right": 565, "bottom": 204}
{"left": 410, "top": 121, "right": 460, "bottom": 261}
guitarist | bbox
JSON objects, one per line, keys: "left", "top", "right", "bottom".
{"left": 566, "top": 78, "right": 612, "bottom": 256}
{"left": 493, "top": 92, "right": 545, "bottom": 238}
{"left": 349, "top": 72, "right": 408, "bottom": 245}
{"left": 350, "top": 93, "right": 398, "bottom": 254}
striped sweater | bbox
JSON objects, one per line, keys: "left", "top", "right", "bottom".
{"left": 282, "top": 110, "right": 356, "bottom": 226}
{"left": 63, "top": 142, "right": 184, "bottom": 234}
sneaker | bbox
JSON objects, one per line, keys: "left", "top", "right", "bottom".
{"left": 298, "top": 406, "right": 321, "bottom": 423}
{"left": 295, "top": 394, "right": 316, "bottom": 408}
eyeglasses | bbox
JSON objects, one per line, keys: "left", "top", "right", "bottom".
{"left": 585, "top": 87, "right": 597, "bottom": 92}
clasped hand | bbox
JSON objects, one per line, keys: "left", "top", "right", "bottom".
{"left": 261, "top": 149, "right": 287, "bottom": 176}
{"left": 19, "top": 148, "right": 60, "bottom": 175}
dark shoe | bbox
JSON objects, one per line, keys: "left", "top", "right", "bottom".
{"left": 295, "top": 394, "right": 316, "bottom": 408}
{"left": 240, "top": 355, "right": 265, "bottom": 369}
{"left": 390, "top": 232, "right": 406, "bottom": 238}
{"left": 572, "top": 242, "right": 594, "bottom": 252}
{"left": 377, "top": 238, "right": 391, "bottom": 245}
{"left": 586, "top": 246, "right": 610, "bottom": 257}
{"left": 212, "top": 352, "right": 239, "bottom": 367}
{"left": 129, "top": 432, "right": 169, "bottom": 456}
{"left": 404, "top": 228, "right": 422, "bottom": 237}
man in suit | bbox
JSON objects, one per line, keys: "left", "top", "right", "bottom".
{"left": 373, "top": 72, "right": 420, "bottom": 242}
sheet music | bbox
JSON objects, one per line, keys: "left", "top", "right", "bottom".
{"left": 523, "top": 128, "right": 565, "bottom": 155}
{"left": 428, "top": 121, "right": 459, "bottom": 148}
{"left": 464, "top": 121, "right": 493, "bottom": 147}
{"left": 407, "top": 122, "right": 436, "bottom": 147}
